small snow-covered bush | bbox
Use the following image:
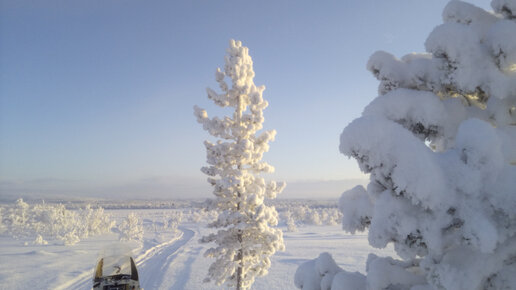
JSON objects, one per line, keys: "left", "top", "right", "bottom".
{"left": 282, "top": 210, "right": 298, "bottom": 232}
{"left": 0, "top": 198, "right": 115, "bottom": 246}
{"left": 62, "top": 231, "right": 81, "bottom": 246}
{"left": 118, "top": 212, "right": 143, "bottom": 243}
{"left": 33, "top": 234, "right": 48, "bottom": 245}
{"left": 277, "top": 203, "right": 342, "bottom": 229}
{"left": 143, "top": 210, "right": 183, "bottom": 236}
{"left": 163, "top": 211, "right": 182, "bottom": 232}
{"left": 0, "top": 207, "right": 5, "bottom": 234}
{"left": 77, "top": 204, "right": 114, "bottom": 237}
{"left": 183, "top": 208, "right": 217, "bottom": 224}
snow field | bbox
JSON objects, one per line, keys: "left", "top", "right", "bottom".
{"left": 0, "top": 201, "right": 396, "bottom": 290}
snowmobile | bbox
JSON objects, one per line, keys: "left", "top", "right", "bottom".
{"left": 93, "top": 254, "right": 141, "bottom": 290}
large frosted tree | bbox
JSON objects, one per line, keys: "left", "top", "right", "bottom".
{"left": 295, "top": 1, "right": 516, "bottom": 289}
{"left": 194, "top": 39, "right": 285, "bottom": 290}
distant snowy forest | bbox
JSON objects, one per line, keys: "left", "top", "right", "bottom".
{"left": 0, "top": 198, "right": 341, "bottom": 246}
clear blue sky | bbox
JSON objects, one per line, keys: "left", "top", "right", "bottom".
{"left": 0, "top": 0, "right": 491, "bottom": 199}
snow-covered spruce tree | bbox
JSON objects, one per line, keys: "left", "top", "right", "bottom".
{"left": 194, "top": 39, "right": 285, "bottom": 290}
{"left": 295, "top": 1, "right": 516, "bottom": 289}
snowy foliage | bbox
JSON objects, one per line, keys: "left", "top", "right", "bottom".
{"left": 161, "top": 210, "right": 183, "bottom": 232}
{"left": 118, "top": 212, "right": 144, "bottom": 243}
{"left": 281, "top": 209, "right": 298, "bottom": 232}
{"left": 195, "top": 39, "right": 285, "bottom": 289}
{"left": 338, "top": 186, "right": 372, "bottom": 235}
{"left": 33, "top": 234, "right": 48, "bottom": 245}
{"left": 0, "top": 199, "right": 114, "bottom": 246}
{"left": 183, "top": 207, "right": 218, "bottom": 224}
{"left": 140, "top": 210, "right": 183, "bottom": 244}
{"left": 295, "top": 252, "right": 366, "bottom": 290}
{"left": 277, "top": 204, "right": 342, "bottom": 231}
{"left": 296, "top": 1, "right": 516, "bottom": 289}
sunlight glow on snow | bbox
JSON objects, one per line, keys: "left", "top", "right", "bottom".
{"left": 437, "top": 91, "right": 487, "bottom": 109}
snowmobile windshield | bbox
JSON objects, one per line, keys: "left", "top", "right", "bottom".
{"left": 96, "top": 255, "right": 133, "bottom": 277}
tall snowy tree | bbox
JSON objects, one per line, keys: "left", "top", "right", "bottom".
{"left": 295, "top": 1, "right": 516, "bottom": 289}
{"left": 194, "top": 39, "right": 285, "bottom": 290}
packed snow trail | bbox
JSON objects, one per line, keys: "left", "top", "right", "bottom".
{"left": 56, "top": 227, "right": 193, "bottom": 290}
{"left": 137, "top": 227, "right": 194, "bottom": 289}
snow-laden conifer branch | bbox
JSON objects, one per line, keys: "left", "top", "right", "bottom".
{"left": 195, "top": 39, "right": 285, "bottom": 290}
{"left": 297, "top": 1, "right": 516, "bottom": 289}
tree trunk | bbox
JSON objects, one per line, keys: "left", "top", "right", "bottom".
{"left": 236, "top": 197, "right": 243, "bottom": 290}
{"left": 236, "top": 239, "right": 243, "bottom": 290}
{"left": 236, "top": 190, "right": 243, "bottom": 290}
{"left": 235, "top": 92, "right": 244, "bottom": 290}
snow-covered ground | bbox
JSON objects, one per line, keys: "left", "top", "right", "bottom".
{"left": 0, "top": 202, "right": 396, "bottom": 290}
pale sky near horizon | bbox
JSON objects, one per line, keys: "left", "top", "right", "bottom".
{"left": 0, "top": 0, "right": 492, "bottom": 199}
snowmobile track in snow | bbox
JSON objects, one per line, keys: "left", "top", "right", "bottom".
{"left": 137, "top": 227, "right": 194, "bottom": 289}
{"left": 57, "top": 227, "right": 194, "bottom": 290}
